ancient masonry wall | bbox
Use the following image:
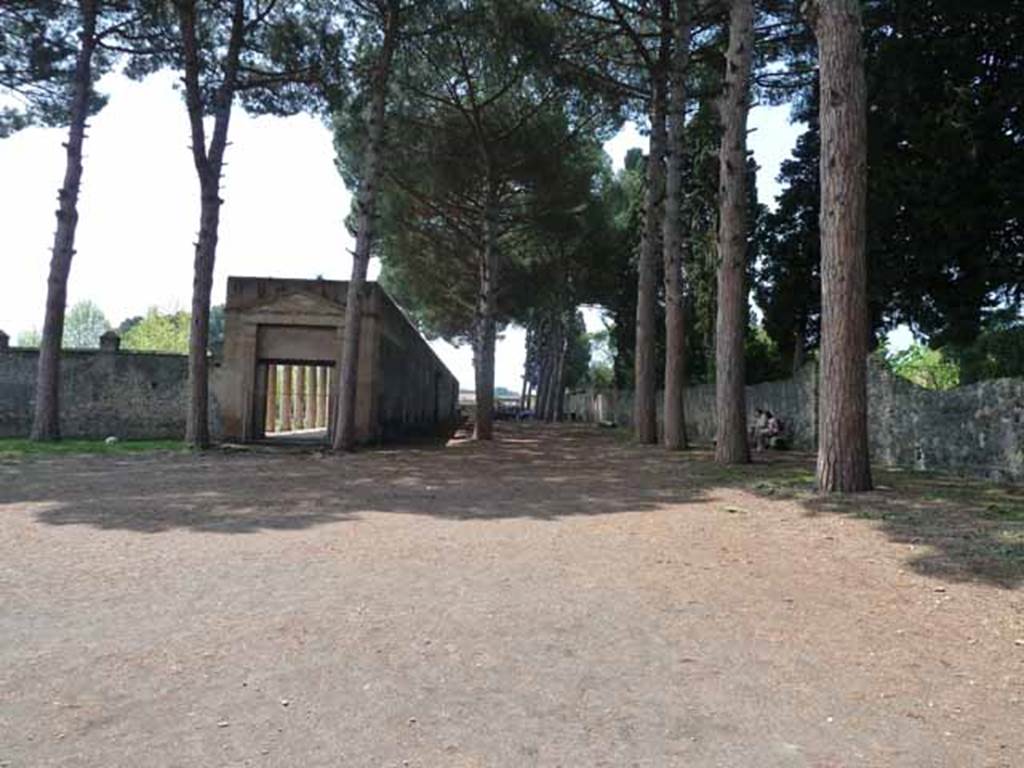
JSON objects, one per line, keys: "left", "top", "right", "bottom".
{"left": 567, "top": 361, "right": 1024, "bottom": 481}
{"left": 371, "top": 289, "right": 460, "bottom": 442}
{"left": 0, "top": 340, "right": 192, "bottom": 440}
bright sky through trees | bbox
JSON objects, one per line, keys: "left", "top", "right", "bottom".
{"left": 0, "top": 70, "right": 800, "bottom": 390}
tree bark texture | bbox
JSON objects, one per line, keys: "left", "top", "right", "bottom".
{"left": 181, "top": 0, "right": 244, "bottom": 448}
{"left": 473, "top": 186, "right": 499, "bottom": 440}
{"left": 634, "top": 61, "right": 668, "bottom": 444}
{"left": 662, "top": 0, "right": 692, "bottom": 450}
{"left": 31, "top": 0, "right": 98, "bottom": 441}
{"left": 534, "top": 313, "right": 569, "bottom": 422}
{"left": 334, "top": 0, "right": 398, "bottom": 451}
{"left": 535, "top": 334, "right": 551, "bottom": 420}
{"left": 546, "top": 318, "right": 563, "bottom": 421}
{"left": 809, "top": 0, "right": 873, "bottom": 492}
{"left": 553, "top": 335, "right": 566, "bottom": 421}
{"left": 186, "top": 177, "right": 222, "bottom": 447}
{"left": 541, "top": 318, "right": 557, "bottom": 421}
{"left": 714, "top": 0, "right": 754, "bottom": 465}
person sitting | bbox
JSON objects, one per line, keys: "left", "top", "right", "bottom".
{"left": 759, "top": 411, "right": 788, "bottom": 450}
{"left": 752, "top": 408, "right": 771, "bottom": 450}
{"left": 766, "top": 412, "right": 783, "bottom": 446}
{"left": 750, "top": 408, "right": 767, "bottom": 446}
{"left": 754, "top": 408, "right": 787, "bottom": 451}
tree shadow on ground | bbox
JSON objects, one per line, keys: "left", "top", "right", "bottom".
{"left": 728, "top": 456, "right": 1024, "bottom": 589}
{"left": 0, "top": 423, "right": 718, "bottom": 535}
{"left": 805, "top": 473, "right": 1024, "bottom": 589}
{"left": 3, "top": 422, "right": 1022, "bottom": 588}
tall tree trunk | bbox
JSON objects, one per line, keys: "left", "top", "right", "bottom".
{"left": 539, "top": 318, "right": 555, "bottom": 421}
{"left": 546, "top": 316, "right": 564, "bottom": 421}
{"left": 535, "top": 342, "right": 551, "bottom": 421}
{"left": 535, "top": 319, "right": 550, "bottom": 420}
{"left": 634, "top": 65, "right": 668, "bottom": 444}
{"left": 30, "top": 0, "right": 98, "bottom": 441}
{"left": 473, "top": 186, "right": 499, "bottom": 440}
{"left": 180, "top": 0, "right": 244, "bottom": 448}
{"left": 662, "top": 0, "right": 692, "bottom": 450}
{"left": 792, "top": 323, "right": 805, "bottom": 375}
{"left": 714, "top": 0, "right": 754, "bottom": 465}
{"left": 553, "top": 326, "right": 567, "bottom": 421}
{"left": 335, "top": 0, "right": 398, "bottom": 451}
{"left": 186, "top": 178, "right": 221, "bottom": 447}
{"left": 808, "top": 0, "right": 872, "bottom": 492}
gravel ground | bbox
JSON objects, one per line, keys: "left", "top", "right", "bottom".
{"left": 1, "top": 423, "right": 1022, "bottom": 767}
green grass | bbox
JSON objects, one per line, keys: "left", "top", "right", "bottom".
{"left": 0, "top": 438, "right": 186, "bottom": 457}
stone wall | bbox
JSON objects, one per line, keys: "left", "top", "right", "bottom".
{"left": 566, "top": 364, "right": 818, "bottom": 449}
{"left": 567, "top": 361, "right": 1024, "bottom": 480}
{"left": 867, "top": 366, "right": 1024, "bottom": 480}
{"left": 373, "top": 294, "right": 460, "bottom": 441}
{"left": 0, "top": 283, "right": 458, "bottom": 445}
{"left": 0, "top": 346, "right": 191, "bottom": 439}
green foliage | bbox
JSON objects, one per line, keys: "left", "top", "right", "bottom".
{"left": 754, "top": 89, "right": 820, "bottom": 371}
{"left": 352, "top": 0, "right": 616, "bottom": 348}
{"left": 16, "top": 328, "right": 41, "bottom": 347}
{"left": 562, "top": 311, "right": 591, "bottom": 390}
{"left": 595, "top": 118, "right": 762, "bottom": 388}
{"left": 948, "top": 313, "right": 1024, "bottom": 384}
{"left": 756, "top": 0, "right": 1024, "bottom": 357}
{"left": 863, "top": 0, "right": 1024, "bottom": 346}
{"left": 117, "top": 305, "right": 225, "bottom": 353}
{"left": 586, "top": 327, "right": 613, "bottom": 367}
{"left": 209, "top": 304, "right": 225, "bottom": 347}
{"left": 126, "top": 0, "right": 344, "bottom": 120}
{"left": 886, "top": 344, "right": 961, "bottom": 391}
{"left": 586, "top": 361, "right": 614, "bottom": 389}
{"left": 63, "top": 300, "right": 110, "bottom": 349}
{"left": 745, "top": 325, "right": 787, "bottom": 384}
{"left": 0, "top": 0, "right": 114, "bottom": 136}
{"left": 593, "top": 152, "right": 644, "bottom": 389}
{"left": 121, "top": 307, "right": 191, "bottom": 354}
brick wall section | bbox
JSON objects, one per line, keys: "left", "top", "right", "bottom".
{"left": 568, "top": 361, "right": 1024, "bottom": 480}
{"left": 0, "top": 348, "right": 190, "bottom": 439}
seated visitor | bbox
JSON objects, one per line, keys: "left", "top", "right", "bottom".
{"left": 750, "top": 408, "right": 766, "bottom": 445}
{"left": 754, "top": 409, "right": 786, "bottom": 451}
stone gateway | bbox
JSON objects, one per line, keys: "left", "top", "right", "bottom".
{"left": 215, "top": 277, "right": 459, "bottom": 445}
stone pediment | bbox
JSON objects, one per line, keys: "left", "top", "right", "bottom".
{"left": 240, "top": 289, "right": 345, "bottom": 318}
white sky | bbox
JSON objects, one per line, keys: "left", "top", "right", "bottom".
{"left": 0, "top": 71, "right": 805, "bottom": 390}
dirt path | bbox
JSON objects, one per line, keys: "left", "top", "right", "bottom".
{"left": 1, "top": 424, "right": 1022, "bottom": 767}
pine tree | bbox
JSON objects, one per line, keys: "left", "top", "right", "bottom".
{"left": 806, "top": 0, "right": 872, "bottom": 492}
{"left": 714, "top": 0, "right": 754, "bottom": 464}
